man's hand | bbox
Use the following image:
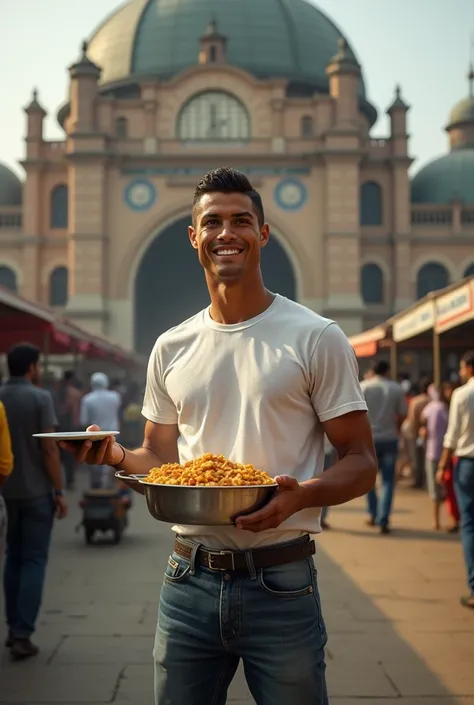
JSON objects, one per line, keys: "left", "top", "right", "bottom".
{"left": 234, "top": 475, "right": 306, "bottom": 533}
{"left": 54, "top": 495, "right": 68, "bottom": 519}
{"left": 59, "top": 425, "right": 124, "bottom": 467}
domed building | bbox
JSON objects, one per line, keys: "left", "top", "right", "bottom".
{"left": 0, "top": 0, "right": 473, "bottom": 354}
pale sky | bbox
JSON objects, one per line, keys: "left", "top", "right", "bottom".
{"left": 1, "top": 0, "right": 473, "bottom": 179}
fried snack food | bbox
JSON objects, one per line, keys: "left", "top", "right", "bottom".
{"left": 144, "top": 453, "right": 275, "bottom": 487}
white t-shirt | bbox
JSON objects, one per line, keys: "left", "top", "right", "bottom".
{"left": 142, "top": 295, "right": 367, "bottom": 549}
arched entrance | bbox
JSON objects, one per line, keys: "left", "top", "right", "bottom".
{"left": 134, "top": 216, "right": 296, "bottom": 354}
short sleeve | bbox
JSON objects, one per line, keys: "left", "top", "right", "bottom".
{"left": 142, "top": 340, "right": 178, "bottom": 425}
{"left": 38, "top": 391, "right": 57, "bottom": 431}
{"left": 310, "top": 323, "right": 368, "bottom": 423}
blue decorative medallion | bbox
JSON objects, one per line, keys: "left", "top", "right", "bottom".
{"left": 274, "top": 179, "right": 307, "bottom": 211}
{"left": 124, "top": 179, "right": 157, "bottom": 212}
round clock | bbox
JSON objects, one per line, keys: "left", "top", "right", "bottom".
{"left": 124, "top": 179, "right": 157, "bottom": 212}
{"left": 274, "top": 179, "right": 307, "bottom": 211}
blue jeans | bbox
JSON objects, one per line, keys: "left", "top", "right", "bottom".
{"left": 3, "top": 494, "right": 54, "bottom": 638}
{"left": 454, "top": 457, "right": 474, "bottom": 594}
{"left": 154, "top": 537, "right": 329, "bottom": 705}
{"left": 366, "top": 439, "right": 398, "bottom": 526}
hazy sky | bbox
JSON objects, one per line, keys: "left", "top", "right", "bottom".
{"left": 1, "top": 0, "right": 473, "bottom": 179}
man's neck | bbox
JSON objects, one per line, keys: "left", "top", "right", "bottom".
{"left": 207, "top": 276, "right": 275, "bottom": 325}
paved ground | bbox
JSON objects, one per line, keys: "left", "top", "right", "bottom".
{"left": 1, "top": 468, "right": 473, "bottom": 704}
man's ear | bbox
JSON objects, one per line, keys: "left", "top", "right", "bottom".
{"left": 259, "top": 223, "right": 270, "bottom": 248}
{"left": 188, "top": 225, "right": 198, "bottom": 250}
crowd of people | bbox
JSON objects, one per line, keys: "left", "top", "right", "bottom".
{"left": 357, "top": 353, "right": 474, "bottom": 609}
{"left": 0, "top": 343, "right": 144, "bottom": 660}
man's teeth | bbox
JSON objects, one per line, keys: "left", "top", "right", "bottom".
{"left": 215, "top": 249, "right": 240, "bottom": 255}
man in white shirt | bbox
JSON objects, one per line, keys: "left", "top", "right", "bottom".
{"left": 80, "top": 373, "right": 121, "bottom": 489}
{"left": 62, "top": 167, "right": 377, "bottom": 705}
{"left": 439, "top": 350, "right": 474, "bottom": 609}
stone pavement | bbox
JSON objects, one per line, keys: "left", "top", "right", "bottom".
{"left": 1, "top": 469, "right": 474, "bottom": 704}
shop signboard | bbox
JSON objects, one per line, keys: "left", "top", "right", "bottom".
{"left": 435, "top": 281, "right": 474, "bottom": 333}
{"left": 392, "top": 301, "right": 435, "bottom": 342}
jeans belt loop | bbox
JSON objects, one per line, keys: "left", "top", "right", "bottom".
{"left": 188, "top": 542, "right": 201, "bottom": 576}
{"left": 244, "top": 550, "right": 257, "bottom": 580}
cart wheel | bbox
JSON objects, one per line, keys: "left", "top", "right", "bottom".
{"left": 85, "top": 527, "right": 95, "bottom": 545}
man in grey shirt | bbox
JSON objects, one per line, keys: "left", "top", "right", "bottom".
{"left": 360, "top": 360, "right": 407, "bottom": 534}
{"left": 0, "top": 344, "right": 68, "bottom": 660}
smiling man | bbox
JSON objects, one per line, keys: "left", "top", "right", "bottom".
{"left": 64, "top": 167, "right": 377, "bottom": 705}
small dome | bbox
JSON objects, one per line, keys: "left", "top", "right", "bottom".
{"left": 0, "top": 162, "right": 22, "bottom": 207}
{"left": 411, "top": 149, "right": 474, "bottom": 205}
{"left": 447, "top": 96, "right": 474, "bottom": 129}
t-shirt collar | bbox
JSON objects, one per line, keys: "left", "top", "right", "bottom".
{"left": 203, "top": 293, "right": 284, "bottom": 333}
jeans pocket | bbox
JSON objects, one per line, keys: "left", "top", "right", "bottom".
{"left": 258, "top": 558, "right": 314, "bottom": 598}
{"left": 163, "top": 553, "right": 191, "bottom": 584}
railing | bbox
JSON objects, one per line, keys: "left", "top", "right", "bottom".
{"left": 411, "top": 208, "right": 452, "bottom": 225}
{"left": 370, "top": 138, "right": 388, "bottom": 147}
{"left": 0, "top": 213, "right": 21, "bottom": 228}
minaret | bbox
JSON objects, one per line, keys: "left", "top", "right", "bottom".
{"left": 24, "top": 88, "right": 47, "bottom": 157}
{"left": 445, "top": 53, "right": 474, "bottom": 151}
{"left": 325, "top": 38, "right": 361, "bottom": 129}
{"left": 199, "top": 19, "right": 228, "bottom": 65}
{"left": 68, "top": 41, "right": 101, "bottom": 133}
{"left": 387, "top": 84, "right": 410, "bottom": 154}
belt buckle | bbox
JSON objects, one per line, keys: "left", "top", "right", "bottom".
{"left": 208, "top": 550, "right": 235, "bottom": 571}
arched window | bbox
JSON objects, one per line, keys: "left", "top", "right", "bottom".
{"left": 361, "top": 263, "right": 384, "bottom": 304}
{"left": 50, "top": 185, "right": 68, "bottom": 229}
{"left": 209, "top": 45, "right": 217, "bottom": 63}
{"left": 115, "top": 117, "right": 128, "bottom": 139}
{"left": 49, "top": 266, "right": 68, "bottom": 306}
{"left": 0, "top": 265, "right": 17, "bottom": 292}
{"left": 300, "top": 115, "right": 313, "bottom": 139}
{"left": 360, "top": 181, "right": 383, "bottom": 226}
{"left": 416, "top": 262, "right": 450, "bottom": 299}
{"left": 464, "top": 262, "right": 474, "bottom": 278}
{"left": 177, "top": 91, "right": 250, "bottom": 141}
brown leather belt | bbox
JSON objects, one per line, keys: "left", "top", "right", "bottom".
{"left": 174, "top": 534, "right": 315, "bottom": 572}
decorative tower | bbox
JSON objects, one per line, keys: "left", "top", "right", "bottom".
{"left": 445, "top": 61, "right": 474, "bottom": 150}
{"left": 66, "top": 42, "right": 109, "bottom": 335}
{"left": 199, "top": 19, "right": 227, "bottom": 64}
{"left": 21, "top": 89, "right": 47, "bottom": 301}
{"left": 387, "top": 84, "right": 412, "bottom": 310}
{"left": 323, "top": 39, "right": 365, "bottom": 334}
{"left": 326, "top": 38, "right": 361, "bottom": 130}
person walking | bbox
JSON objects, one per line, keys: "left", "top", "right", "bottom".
{"left": 439, "top": 351, "right": 474, "bottom": 609}
{"left": 62, "top": 167, "right": 377, "bottom": 705}
{"left": 405, "top": 377, "right": 432, "bottom": 488}
{"left": 57, "top": 370, "right": 83, "bottom": 490}
{"left": 361, "top": 360, "right": 407, "bottom": 534}
{"left": 80, "top": 372, "right": 122, "bottom": 489}
{"left": 420, "top": 382, "right": 458, "bottom": 531}
{"left": 0, "top": 400, "right": 14, "bottom": 618}
{"left": 0, "top": 344, "right": 68, "bottom": 660}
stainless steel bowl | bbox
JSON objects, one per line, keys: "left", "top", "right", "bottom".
{"left": 139, "top": 481, "right": 278, "bottom": 525}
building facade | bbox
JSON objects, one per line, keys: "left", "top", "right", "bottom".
{"left": 0, "top": 0, "right": 473, "bottom": 355}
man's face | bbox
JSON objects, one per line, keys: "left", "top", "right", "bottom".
{"left": 189, "top": 192, "right": 270, "bottom": 283}
{"left": 459, "top": 360, "right": 473, "bottom": 383}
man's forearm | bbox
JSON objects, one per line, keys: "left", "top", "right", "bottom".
{"left": 438, "top": 447, "right": 453, "bottom": 470}
{"left": 300, "top": 453, "right": 377, "bottom": 509}
{"left": 115, "top": 445, "right": 163, "bottom": 475}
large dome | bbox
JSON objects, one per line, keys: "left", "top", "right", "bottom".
{"left": 411, "top": 149, "right": 474, "bottom": 205}
{"left": 87, "top": 0, "right": 371, "bottom": 103}
{"left": 0, "top": 163, "right": 22, "bottom": 207}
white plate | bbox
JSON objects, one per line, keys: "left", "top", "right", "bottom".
{"left": 32, "top": 431, "right": 120, "bottom": 441}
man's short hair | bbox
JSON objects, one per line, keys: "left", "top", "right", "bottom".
{"left": 192, "top": 166, "right": 265, "bottom": 226}
{"left": 7, "top": 343, "right": 40, "bottom": 377}
{"left": 372, "top": 360, "right": 390, "bottom": 376}
{"left": 462, "top": 350, "right": 474, "bottom": 369}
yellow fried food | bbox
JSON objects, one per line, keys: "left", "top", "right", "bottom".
{"left": 144, "top": 453, "right": 275, "bottom": 487}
